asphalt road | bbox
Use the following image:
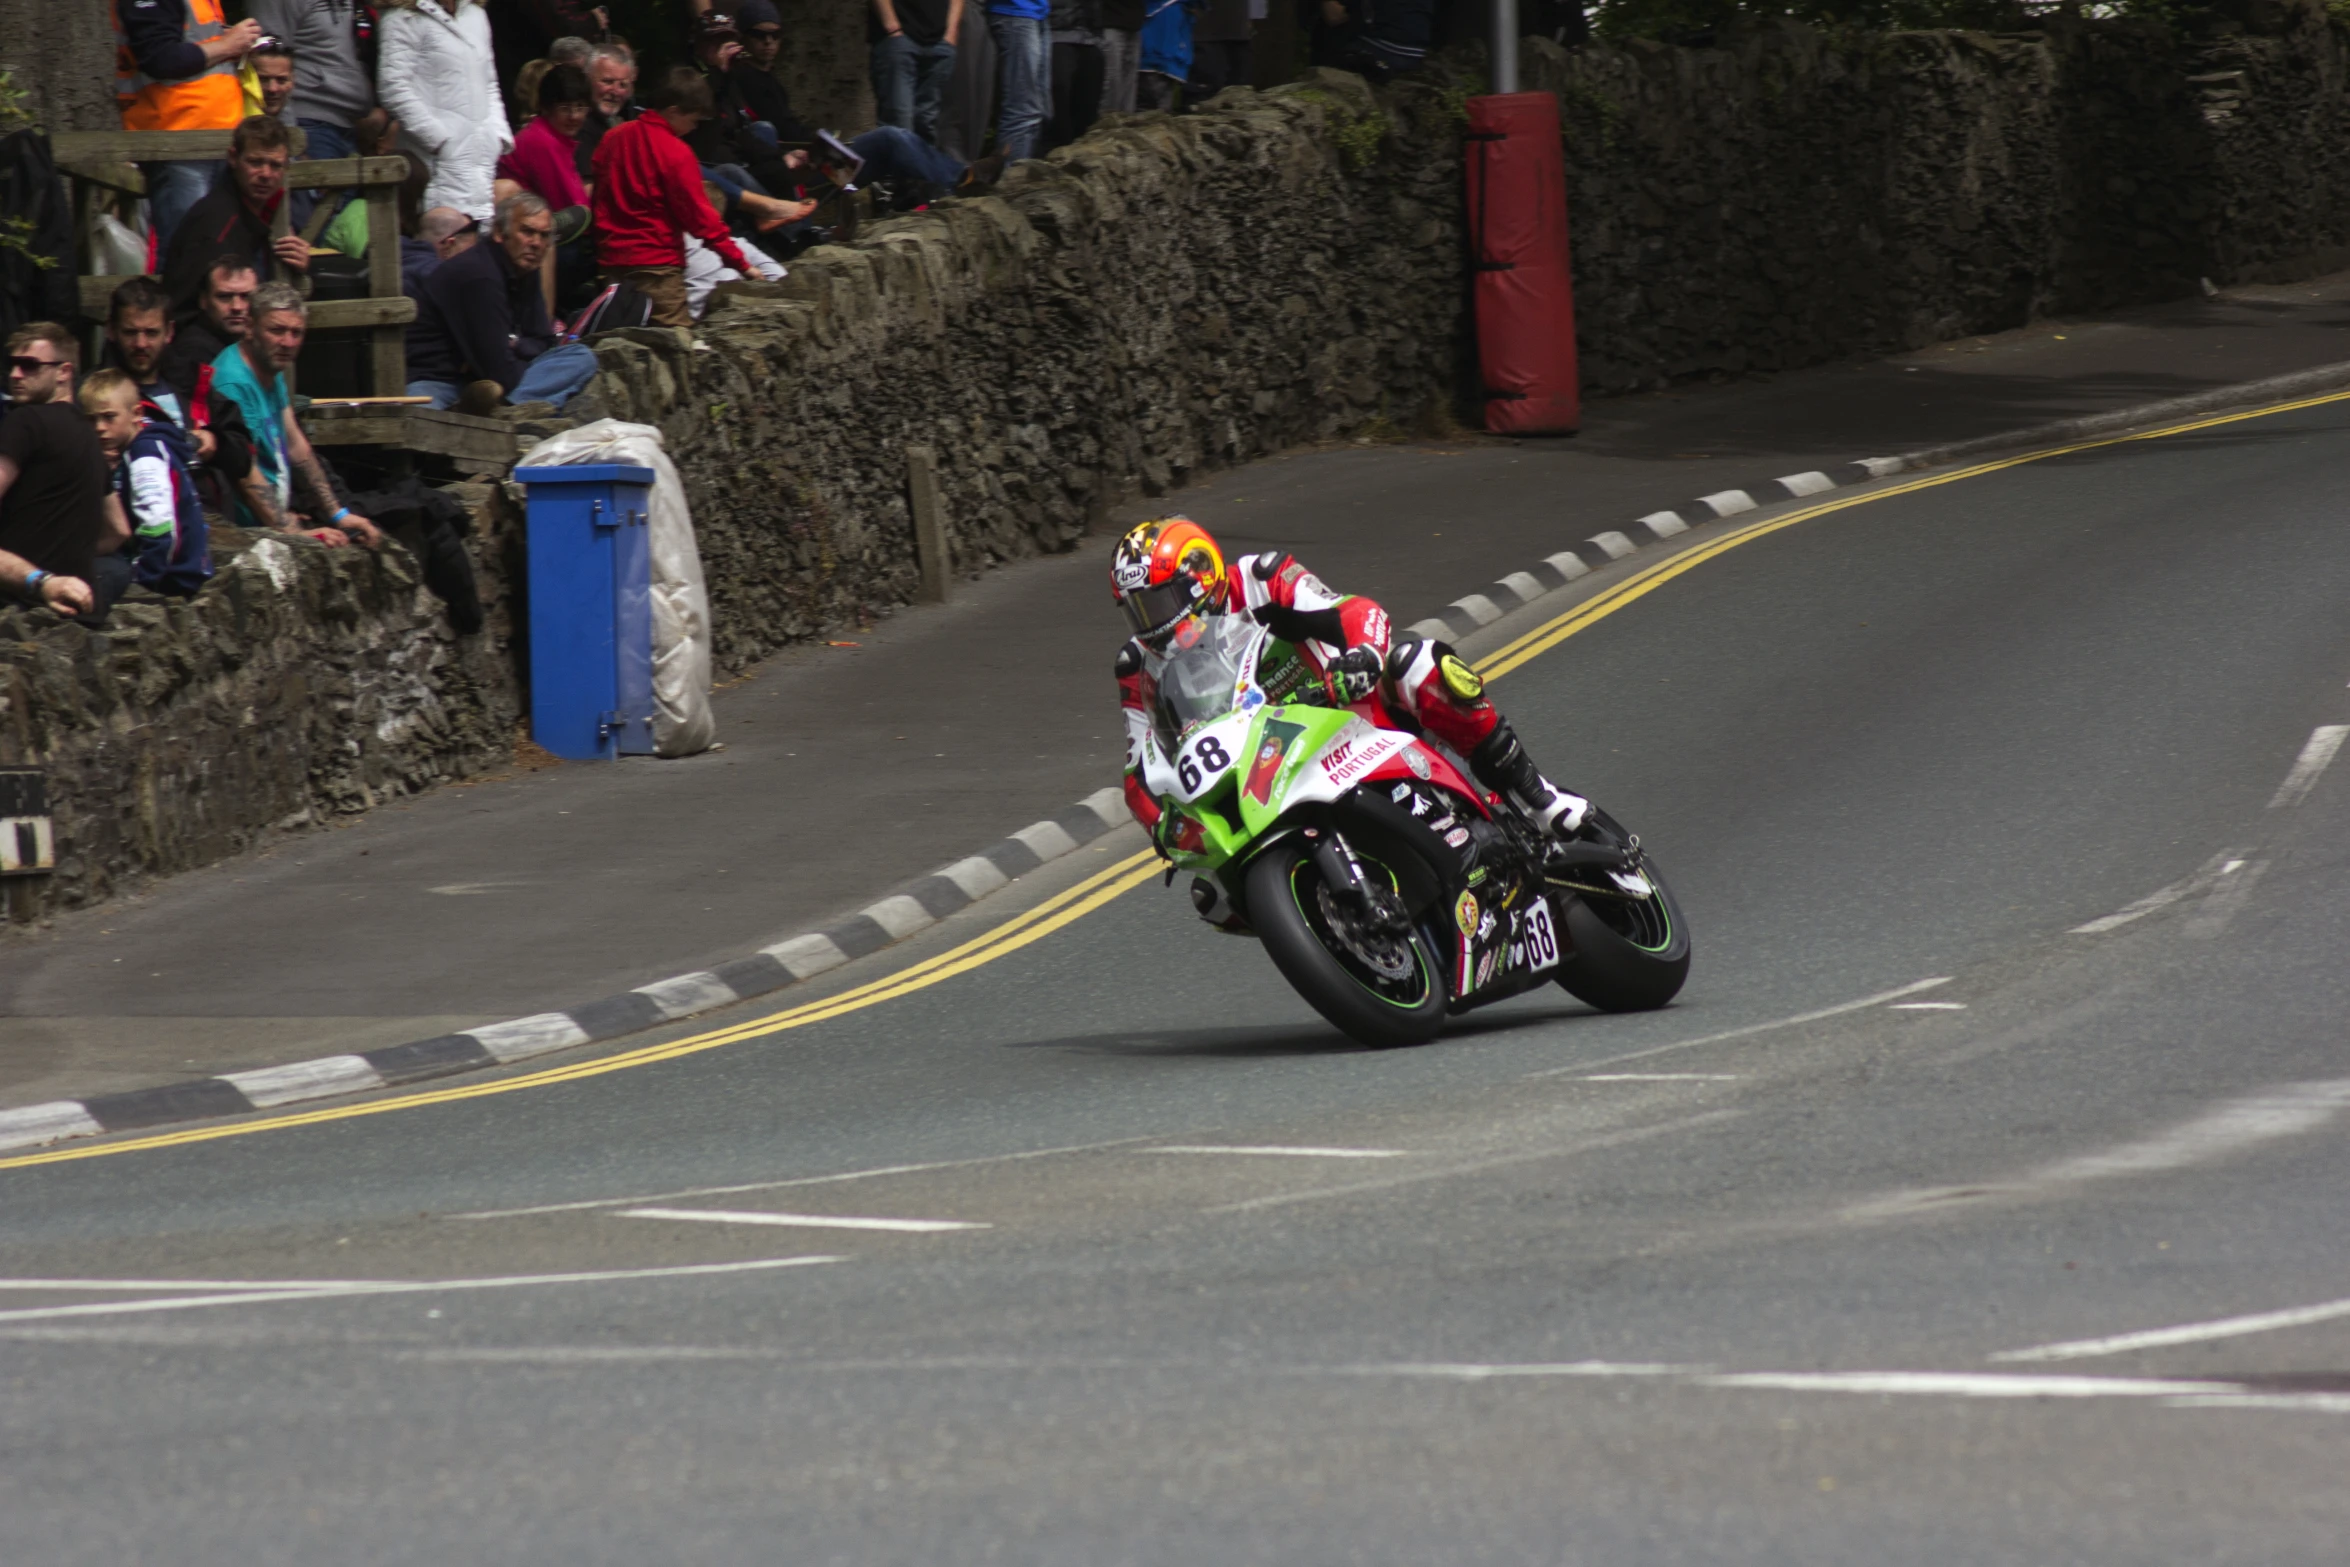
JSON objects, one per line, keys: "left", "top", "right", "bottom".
{"left": 5, "top": 396, "right": 2350, "bottom": 1563}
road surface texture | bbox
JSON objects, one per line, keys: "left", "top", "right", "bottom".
{"left": 9, "top": 270, "right": 2350, "bottom": 1102}
{"left": 2, "top": 387, "right": 2346, "bottom": 1562}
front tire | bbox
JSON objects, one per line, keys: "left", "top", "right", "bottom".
{"left": 1245, "top": 841, "right": 1448, "bottom": 1048}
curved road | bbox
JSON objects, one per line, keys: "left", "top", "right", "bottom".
{"left": 6, "top": 397, "right": 2350, "bottom": 1563}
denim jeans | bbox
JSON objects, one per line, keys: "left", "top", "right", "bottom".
{"left": 291, "top": 119, "right": 359, "bottom": 230}
{"left": 986, "top": 12, "right": 1050, "bottom": 164}
{"left": 1099, "top": 27, "right": 1140, "bottom": 113}
{"left": 849, "top": 126, "right": 965, "bottom": 191}
{"left": 408, "top": 341, "right": 601, "bottom": 410}
{"left": 872, "top": 34, "right": 957, "bottom": 145}
{"left": 147, "top": 160, "right": 223, "bottom": 251}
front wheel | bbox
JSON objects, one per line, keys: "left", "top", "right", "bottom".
{"left": 1245, "top": 841, "right": 1449, "bottom": 1048}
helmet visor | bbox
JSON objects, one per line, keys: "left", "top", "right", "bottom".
{"left": 1120, "top": 575, "right": 1205, "bottom": 643}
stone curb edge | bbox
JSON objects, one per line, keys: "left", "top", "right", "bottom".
{"left": 13, "top": 357, "right": 2349, "bottom": 1157}
{"left": 1402, "top": 358, "right": 2350, "bottom": 646}
{"left": 0, "top": 789, "right": 1135, "bottom": 1154}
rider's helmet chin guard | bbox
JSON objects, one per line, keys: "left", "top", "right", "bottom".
{"left": 1112, "top": 516, "right": 1228, "bottom": 649}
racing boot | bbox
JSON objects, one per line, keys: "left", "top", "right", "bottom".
{"left": 1470, "top": 720, "right": 1591, "bottom": 842}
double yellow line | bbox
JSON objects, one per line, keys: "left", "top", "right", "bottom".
{"left": 19, "top": 383, "right": 2347, "bottom": 1169}
{"left": 0, "top": 849, "right": 1163, "bottom": 1169}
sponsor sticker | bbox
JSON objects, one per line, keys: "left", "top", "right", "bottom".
{"left": 1391, "top": 782, "right": 1415, "bottom": 803}
{"left": 1317, "top": 730, "right": 1405, "bottom": 790}
{"left": 1454, "top": 890, "right": 1480, "bottom": 935}
{"left": 1114, "top": 559, "right": 1150, "bottom": 590}
{"left": 1404, "top": 747, "right": 1432, "bottom": 780}
{"left": 1474, "top": 948, "right": 1498, "bottom": 988}
{"left": 1443, "top": 827, "right": 1470, "bottom": 848}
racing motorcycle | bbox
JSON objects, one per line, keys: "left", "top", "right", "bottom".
{"left": 1141, "top": 615, "right": 1690, "bottom": 1047}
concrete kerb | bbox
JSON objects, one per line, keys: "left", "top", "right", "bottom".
{"left": 1405, "top": 358, "right": 2350, "bottom": 645}
{"left": 7, "top": 356, "right": 2347, "bottom": 1157}
{"left": 0, "top": 788, "right": 1132, "bottom": 1153}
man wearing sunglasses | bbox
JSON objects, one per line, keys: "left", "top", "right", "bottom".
{"left": 0, "top": 325, "right": 132, "bottom": 622}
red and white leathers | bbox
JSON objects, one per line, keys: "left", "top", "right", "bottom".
{"left": 1117, "top": 549, "right": 1582, "bottom": 835}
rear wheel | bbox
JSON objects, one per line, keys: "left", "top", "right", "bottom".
{"left": 1245, "top": 841, "right": 1448, "bottom": 1048}
{"left": 1552, "top": 813, "right": 1691, "bottom": 1012}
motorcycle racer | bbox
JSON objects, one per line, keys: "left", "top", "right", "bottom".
{"left": 1112, "top": 515, "right": 1589, "bottom": 850}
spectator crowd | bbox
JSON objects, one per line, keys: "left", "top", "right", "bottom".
{"left": 6, "top": 0, "right": 1425, "bottom": 632}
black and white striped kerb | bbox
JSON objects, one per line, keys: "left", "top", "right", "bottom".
{"left": 1403, "top": 458, "right": 1906, "bottom": 643}
{"left": 0, "top": 788, "right": 1132, "bottom": 1155}
{"left": 20, "top": 357, "right": 2350, "bottom": 1157}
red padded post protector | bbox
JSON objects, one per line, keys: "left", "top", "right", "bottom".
{"left": 1465, "top": 92, "right": 1580, "bottom": 434}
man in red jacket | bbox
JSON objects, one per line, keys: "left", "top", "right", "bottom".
{"left": 590, "top": 66, "right": 756, "bottom": 329}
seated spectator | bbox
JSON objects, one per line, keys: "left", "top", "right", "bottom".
{"left": 105, "top": 273, "right": 257, "bottom": 505}
{"left": 498, "top": 64, "right": 592, "bottom": 216}
{"left": 159, "top": 116, "right": 310, "bottom": 313}
{"left": 512, "top": 35, "right": 595, "bottom": 133}
{"left": 80, "top": 369, "right": 212, "bottom": 598}
{"left": 591, "top": 68, "right": 759, "bottom": 329}
{"left": 209, "top": 283, "right": 385, "bottom": 549}
{"left": 405, "top": 206, "right": 481, "bottom": 297}
{"left": 739, "top": 19, "right": 1001, "bottom": 203}
{"left": 576, "top": 40, "right": 640, "bottom": 179}
{"left": 243, "top": 34, "right": 298, "bottom": 123}
{"left": 0, "top": 324, "right": 129, "bottom": 621}
{"left": 406, "top": 193, "right": 598, "bottom": 413}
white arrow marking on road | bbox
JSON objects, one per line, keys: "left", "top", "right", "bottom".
{"left": 2269, "top": 724, "right": 2349, "bottom": 808}
{"left": 618, "top": 1207, "right": 987, "bottom": 1233}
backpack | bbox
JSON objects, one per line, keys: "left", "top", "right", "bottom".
{"left": 568, "top": 280, "right": 652, "bottom": 339}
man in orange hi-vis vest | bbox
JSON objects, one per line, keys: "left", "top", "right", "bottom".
{"left": 115, "top": 0, "right": 266, "bottom": 247}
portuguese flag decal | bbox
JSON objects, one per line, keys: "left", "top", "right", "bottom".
{"left": 1244, "top": 718, "right": 1307, "bottom": 805}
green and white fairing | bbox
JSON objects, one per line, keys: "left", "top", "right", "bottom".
{"left": 1137, "top": 615, "right": 1427, "bottom": 873}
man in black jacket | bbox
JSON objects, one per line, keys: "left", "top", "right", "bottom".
{"left": 108, "top": 271, "right": 257, "bottom": 515}
{"left": 159, "top": 116, "right": 311, "bottom": 313}
{"left": 404, "top": 193, "right": 598, "bottom": 413}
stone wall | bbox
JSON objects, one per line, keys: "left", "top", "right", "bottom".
{"left": 576, "top": 71, "right": 1470, "bottom": 674}
{"left": 0, "top": 513, "right": 521, "bottom": 917}
{"left": 1534, "top": 8, "right": 2350, "bottom": 392}
{"left": 0, "top": 0, "right": 119, "bottom": 136}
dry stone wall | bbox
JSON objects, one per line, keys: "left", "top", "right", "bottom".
{"left": 574, "top": 71, "right": 1472, "bottom": 674}
{"left": 1536, "top": 9, "right": 2350, "bottom": 392}
{"left": 0, "top": 517, "right": 520, "bottom": 917}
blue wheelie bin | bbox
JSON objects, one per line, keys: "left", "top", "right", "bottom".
{"left": 513, "top": 463, "right": 657, "bottom": 759}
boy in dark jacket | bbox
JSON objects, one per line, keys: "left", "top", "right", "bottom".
{"left": 81, "top": 369, "right": 212, "bottom": 597}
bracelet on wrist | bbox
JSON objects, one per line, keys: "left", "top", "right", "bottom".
{"left": 22, "top": 567, "right": 47, "bottom": 599}
{"left": 330, "top": 507, "right": 351, "bottom": 524}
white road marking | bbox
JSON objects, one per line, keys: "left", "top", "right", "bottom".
{"left": 2183, "top": 858, "right": 2268, "bottom": 940}
{"left": 2070, "top": 849, "right": 2244, "bottom": 935}
{"left": 0, "top": 1278, "right": 372, "bottom": 1292}
{"left": 1530, "top": 977, "right": 1952, "bottom": 1078}
{"left": 1209, "top": 1110, "right": 1743, "bottom": 1214}
{"left": 2164, "top": 1392, "right": 2350, "bottom": 1415}
{"left": 1891, "top": 1002, "right": 1968, "bottom": 1010}
{"left": 1352, "top": 1361, "right": 1706, "bottom": 1379}
{"left": 618, "top": 1207, "right": 986, "bottom": 1233}
{"left": 1147, "top": 1145, "right": 1413, "bottom": 1158}
{"left": 1845, "top": 1078, "right": 2350, "bottom": 1222}
{"left": 1699, "top": 1371, "right": 2230, "bottom": 1400}
{"left": 1993, "top": 1294, "right": 2350, "bottom": 1363}
{"left": 1576, "top": 1073, "right": 1742, "bottom": 1082}
{"left": 0, "top": 1256, "right": 840, "bottom": 1325}
{"left": 448, "top": 1135, "right": 1157, "bottom": 1220}
{"left": 2269, "top": 724, "right": 2349, "bottom": 808}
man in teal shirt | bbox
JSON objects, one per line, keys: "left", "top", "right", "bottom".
{"left": 209, "top": 281, "right": 382, "bottom": 547}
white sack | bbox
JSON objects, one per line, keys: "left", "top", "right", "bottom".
{"left": 517, "top": 420, "right": 717, "bottom": 757}
{"left": 93, "top": 212, "right": 148, "bottom": 278}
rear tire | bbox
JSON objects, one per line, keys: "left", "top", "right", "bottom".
{"left": 1245, "top": 841, "right": 1448, "bottom": 1048}
{"left": 1554, "top": 861, "right": 1691, "bottom": 1014}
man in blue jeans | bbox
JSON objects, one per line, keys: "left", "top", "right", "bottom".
{"left": 405, "top": 193, "right": 599, "bottom": 414}
{"left": 986, "top": 0, "right": 1051, "bottom": 165}
{"left": 867, "top": 0, "right": 961, "bottom": 146}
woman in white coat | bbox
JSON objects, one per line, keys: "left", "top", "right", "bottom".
{"left": 377, "top": 0, "right": 511, "bottom": 221}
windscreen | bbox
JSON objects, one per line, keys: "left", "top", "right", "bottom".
{"left": 1153, "top": 616, "right": 1259, "bottom": 740}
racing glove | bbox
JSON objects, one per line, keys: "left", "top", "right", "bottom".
{"left": 1330, "top": 645, "right": 1384, "bottom": 704}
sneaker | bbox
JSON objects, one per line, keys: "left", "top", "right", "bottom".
{"left": 551, "top": 204, "right": 591, "bottom": 247}
{"left": 958, "top": 153, "right": 1007, "bottom": 192}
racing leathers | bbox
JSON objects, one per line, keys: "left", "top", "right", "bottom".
{"left": 1116, "top": 548, "right": 1587, "bottom": 842}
